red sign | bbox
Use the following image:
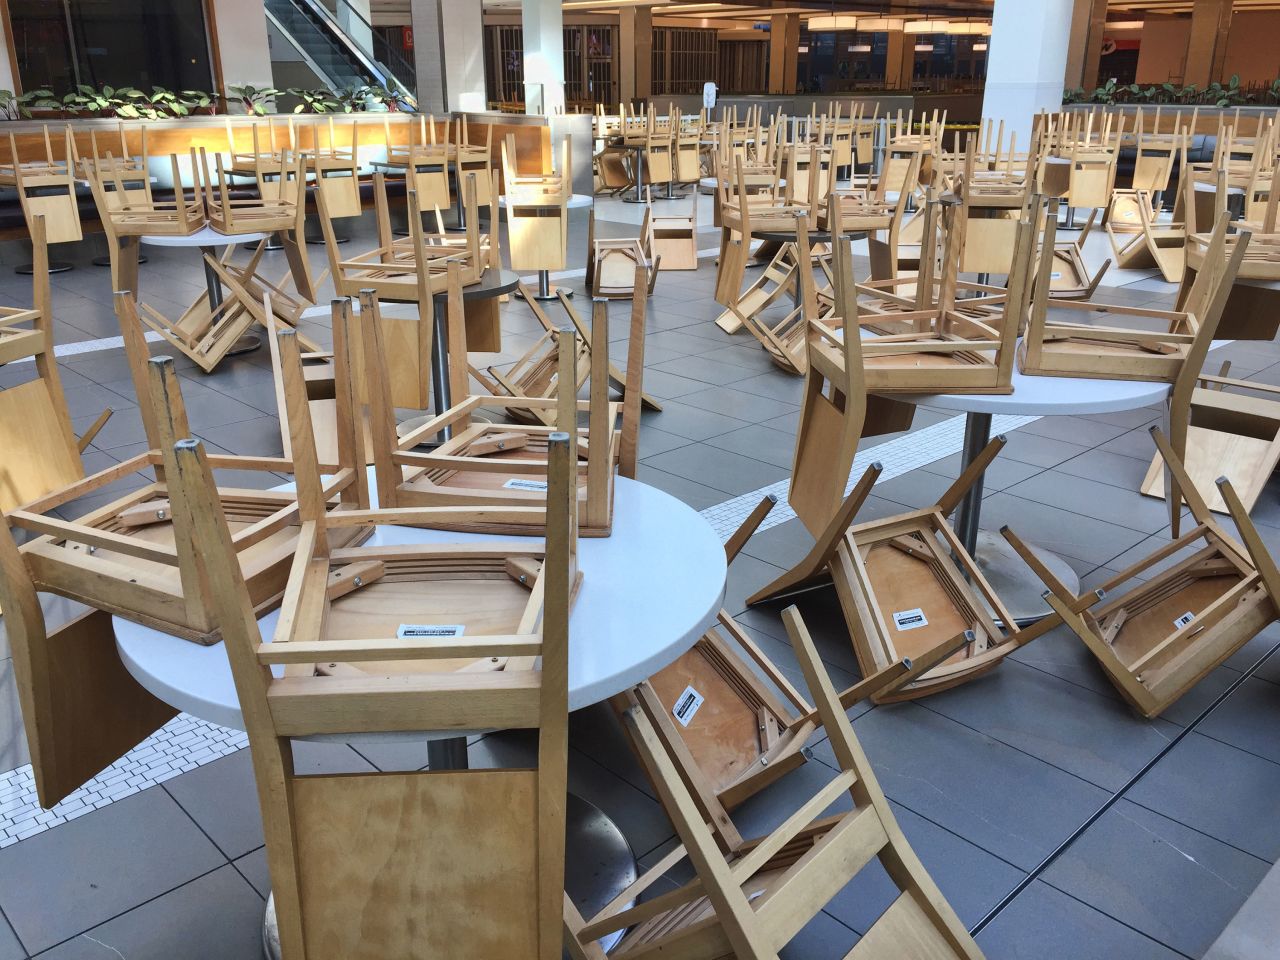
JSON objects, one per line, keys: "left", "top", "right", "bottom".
{"left": 403, "top": 26, "right": 414, "bottom": 51}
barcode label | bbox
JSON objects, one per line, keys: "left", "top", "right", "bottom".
{"left": 672, "top": 686, "right": 705, "bottom": 726}
{"left": 892, "top": 608, "right": 928, "bottom": 631}
{"left": 397, "top": 624, "right": 465, "bottom": 639}
{"left": 1173, "top": 611, "right": 1195, "bottom": 629}
{"left": 503, "top": 478, "right": 548, "bottom": 492}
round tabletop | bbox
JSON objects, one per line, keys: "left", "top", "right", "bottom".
{"left": 114, "top": 476, "right": 727, "bottom": 732}
{"left": 140, "top": 226, "right": 268, "bottom": 248}
{"left": 888, "top": 341, "right": 1173, "bottom": 415}
{"left": 498, "top": 194, "right": 593, "bottom": 209}
{"left": 457, "top": 267, "right": 521, "bottom": 301}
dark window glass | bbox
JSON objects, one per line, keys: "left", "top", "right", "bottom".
{"left": 10, "top": 0, "right": 215, "bottom": 94}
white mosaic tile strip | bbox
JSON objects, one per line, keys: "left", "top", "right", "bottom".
{"left": 0, "top": 714, "right": 246, "bottom": 848}
{"left": 6, "top": 330, "right": 166, "bottom": 363}
{"left": 698, "top": 412, "right": 1042, "bottom": 541}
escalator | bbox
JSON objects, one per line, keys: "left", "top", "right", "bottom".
{"left": 265, "top": 0, "right": 417, "bottom": 107}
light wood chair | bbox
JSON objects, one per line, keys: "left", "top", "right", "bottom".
{"left": 8, "top": 128, "right": 83, "bottom": 248}
{"left": 199, "top": 147, "right": 304, "bottom": 238}
{"left": 566, "top": 604, "right": 984, "bottom": 959}
{"left": 304, "top": 118, "right": 362, "bottom": 220}
{"left": 744, "top": 283, "right": 1049, "bottom": 700}
{"left": 502, "top": 135, "right": 572, "bottom": 275}
{"left": 225, "top": 117, "right": 292, "bottom": 178}
{"left": 0, "top": 520, "right": 177, "bottom": 809}
{"left": 1006, "top": 428, "right": 1280, "bottom": 719}
{"left": 646, "top": 199, "right": 699, "bottom": 272}
{"left": 166, "top": 414, "right": 576, "bottom": 960}
{"left": 586, "top": 208, "right": 658, "bottom": 299}
{"left": 5, "top": 307, "right": 367, "bottom": 643}
{"left": 0, "top": 216, "right": 112, "bottom": 512}
{"left": 354, "top": 266, "right": 640, "bottom": 537}
{"left": 1019, "top": 205, "right": 1246, "bottom": 383}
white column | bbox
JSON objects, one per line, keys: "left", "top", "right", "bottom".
{"left": 337, "top": 0, "right": 375, "bottom": 56}
{"left": 981, "top": 0, "right": 1076, "bottom": 143}
{"left": 210, "top": 0, "right": 274, "bottom": 100}
{"left": 521, "top": 0, "right": 565, "bottom": 115}
{"left": 411, "top": 0, "right": 487, "bottom": 114}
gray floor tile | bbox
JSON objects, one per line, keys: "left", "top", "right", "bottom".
{"left": 288, "top": 741, "right": 378, "bottom": 776}
{"left": 638, "top": 368, "right": 711, "bottom": 401}
{"left": 32, "top": 865, "right": 263, "bottom": 960}
{"left": 642, "top": 443, "right": 789, "bottom": 496}
{"left": 741, "top": 516, "right": 818, "bottom": 571}
{"left": 0, "top": 787, "right": 225, "bottom": 954}
{"left": 651, "top": 353, "right": 752, "bottom": 387}
{"left": 977, "top": 880, "right": 1186, "bottom": 960}
{"left": 1005, "top": 471, "right": 1174, "bottom": 534}
{"left": 723, "top": 552, "right": 789, "bottom": 619}
{"left": 633, "top": 463, "right": 728, "bottom": 510}
{"left": 349, "top": 737, "right": 432, "bottom": 772}
{"left": 1043, "top": 799, "right": 1270, "bottom": 958}
{"left": 678, "top": 385, "right": 797, "bottom": 423}
{"left": 1097, "top": 426, "right": 1161, "bottom": 460}
{"left": 724, "top": 370, "right": 806, "bottom": 404}
{"left": 829, "top": 703, "right": 1110, "bottom": 870}
{"left": 1054, "top": 447, "right": 1156, "bottom": 491}
{"left": 162, "top": 751, "right": 263, "bottom": 860}
{"left": 778, "top": 911, "right": 859, "bottom": 958}
{"left": 232, "top": 847, "right": 270, "bottom": 900}
{"left": 635, "top": 425, "right": 692, "bottom": 459}
{"left": 1128, "top": 732, "right": 1280, "bottom": 863}
{"left": 1017, "top": 415, "right": 1130, "bottom": 447}
{"left": 998, "top": 431, "right": 1089, "bottom": 468}
{"left": 1196, "top": 676, "right": 1280, "bottom": 766}
{"left": 640, "top": 399, "right": 749, "bottom": 440}
{"left": 980, "top": 492, "right": 1151, "bottom": 566}
{"left": 705, "top": 423, "right": 797, "bottom": 468}
{"left": 923, "top": 660, "right": 1180, "bottom": 791}
{"left": 919, "top": 452, "right": 1042, "bottom": 493}
{"left": 0, "top": 659, "right": 30, "bottom": 775}
{"left": 0, "top": 916, "right": 21, "bottom": 960}
{"left": 195, "top": 417, "right": 286, "bottom": 459}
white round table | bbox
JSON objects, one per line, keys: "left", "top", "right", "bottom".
{"left": 114, "top": 474, "right": 725, "bottom": 958}
{"left": 499, "top": 193, "right": 593, "bottom": 301}
{"left": 141, "top": 226, "right": 269, "bottom": 357}
{"left": 891, "top": 345, "right": 1175, "bottom": 622}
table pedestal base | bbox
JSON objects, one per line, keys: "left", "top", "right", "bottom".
{"left": 261, "top": 794, "right": 637, "bottom": 959}
{"left": 16, "top": 261, "right": 71, "bottom": 275}
{"left": 972, "top": 530, "right": 1080, "bottom": 625}
{"left": 227, "top": 331, "right": 264, "bottom": 357}
{"left": 517, "top": 270, "right": 573, "bottom": 301}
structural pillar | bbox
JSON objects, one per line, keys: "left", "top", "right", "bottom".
{"left": 1064, "top": 0, "right": 1108, "bottom": 93}
{"left": 1184, "top": 0, "right": 1232, "bottom": 89}
{"left": 522, "top": 0, "right": 565, "bottom": 115}
{"left": 885, "top": 29, "right": 913, "bottom": 90}
{"left": 209, "top": 0, "right": 273, "bottom": 103}
{"left": 981, "top": 0, "right": 1076, "bottom": 144}
{"left": 411, "top": 0, "right": 486, "bottom": 113}
{"left": 618, "top": 8, "right": 653, "bottom": 108}
{"left": 767, "top": 14, "right": 799, "bottom": 94}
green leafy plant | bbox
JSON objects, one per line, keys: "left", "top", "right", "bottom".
{"left": 1090, "top": 78, "right": 1118, "bottom": 105}
{"left": 0, "top": 88, "right": 56, "bottom": 119}
{"left": 228, "top": 84, "right": 279, "bottom": 116}
{"left": 288, "top": 87, "right": 341, "bottom": 113}
{"left": 332, "top": 85, "right": 372, "bottom": 113}
{"left": 1268, "top": 79, "right": 1280, "bottom": 104}
{"left": 365, "top": 85, "right": 406, "bottom": 112}
{"left": 1062, "top": 87, "right": 1085, "bottom": 104}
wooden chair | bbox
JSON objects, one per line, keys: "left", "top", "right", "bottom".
{"left": 744, "top": 281, "right": 1048, "bottom": 700}
{"left": 566, "top": 604, "right": 984, "bottom": 959}
{"left": 383, "top": 113, "right": 452, "bottom": 213}
{"left": 646, "top": 199, "right": 699, "bottom": 271}
{"left": 1006, "top": 428, "right": 1280, "bottom": 719}
{"left": 304, "top": 118, "right": 362, "bottom": 221}
{"left": 5, "top": 305, "right": 367, "bottom": 643}
{"left": 1105, "top": 187, "right": 1187, "bottom": 283}
{"left": 225, "top": 116, "right": 292, "bottom": 178}
{"left": 616, "top": 494, "right": 966, "bottom": 843}
{"left": 199, "top": 147, "right": 304, "bottom": 238}
{"left": 166, "top": 419, "right": 576, "bottom": 960}
{"left": 586, "top": 208, "right": 659, "bottom": 299}
{"left": 1019, "top": 204, "right": 1246, "bottom": 383}
{"left": 1042, "top": 209, "right": 1110, "bottom": 301}
{"left": 83, "top": 122, "right": 148, "bottom": 179}
{"left": 453, "top": 115, "right": 496, "bottom": 210}
{"left": 0, "top": 216, "right": 112, "bottom": 512}
{"left": 502, "top": 135, "right": 571, "bottom": 275}
{"left": 1141, "top": 363, "right": 1280, "bottom": 518}
{"left": 354, "top": 266, "right": 640, "bottom": 537}
{"left": 0, "top": 520, "right": 176, "bottom": 809}
{"left": 8, "top": 128, "right": 83, "bottom": 248}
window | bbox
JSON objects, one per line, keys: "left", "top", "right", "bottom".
{"left": 9, "top": 0, "right": 215, "bottom": 94}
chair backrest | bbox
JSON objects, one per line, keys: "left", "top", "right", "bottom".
{"left": 10, "top": 127, "right": 83, "bottom": 245}
{"left": 167, "top": 382, "right": 575, "bottom": 960}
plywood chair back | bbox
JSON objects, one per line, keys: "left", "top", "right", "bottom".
{"left": 0, "top": 513, "right": 177, "bottom": 810}
{"left": 199, "top": 148, "right": 303, "bottom": 236}
{"left": 167, "top": 419, "right": 575, "bottom": 960}
{"left": 9, "top": 128, "right": 82, "bottom": 245}
{"left": 1006, "top": 428, "right": 1280, "bottom": 718}
{"left": 306, "top": 118, "right": 362, "bottom": 219}
{"left": 0, "top": 215, "right": 94, "bottom": 512}
{"left": 569, "top": 604, "right": 984, "bottom": 959}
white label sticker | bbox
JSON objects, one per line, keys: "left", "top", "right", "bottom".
{"left": 503, "top": 478, "right": 548, "bottom": 492}
{"left": 1123, "top": 210, "right": 1136, "bottom": 218}
{"left": 1050, "top": 271, "right": 1063, "bottom": 280}
{"left": 1173, "top": 611, "right": 1195, "bottom": 630}
{"left": 672, "top": 686, "right": 705, "bottom": 726}
{"left": 892, "top": 608, "right": 929, "bottom": 631}
{"left": 397, "top": 624, "right": 466, "bottom": 639}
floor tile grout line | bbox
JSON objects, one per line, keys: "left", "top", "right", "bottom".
{"left": 1030, "top": 880, "right": 1198, "bottom": 959}
{"left": 967, "top": 633, "right": 1280, "bottom": 938}
{"left": 1120, "top": 790, "right": 1279, "bottom": 868}
{"left": 160, "top": 779, "right": 240, "bottom": 865}
{"left": 1180, "top": 725, "right": 1280, "bottom": 773}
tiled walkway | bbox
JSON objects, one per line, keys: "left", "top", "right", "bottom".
{"left": 0, "top": 195, "right": 1278, "bottom": 958}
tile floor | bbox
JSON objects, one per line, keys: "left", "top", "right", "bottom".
{"left": 0, "top": 190, "right": 1277, "bottom": 959}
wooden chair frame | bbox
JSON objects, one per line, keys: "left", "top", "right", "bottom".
{"left": 1006, "top": 428, "right": 1280, "bottom": 718}
{"left": 566, "top": 605, "right": 983, "bottom": 959}
{"left": 9, "top": 128, "right": 83, "bottom": 246}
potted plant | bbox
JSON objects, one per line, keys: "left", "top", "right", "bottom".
{"left": 228, "top": 84, "right": 279, "bottom": 116}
